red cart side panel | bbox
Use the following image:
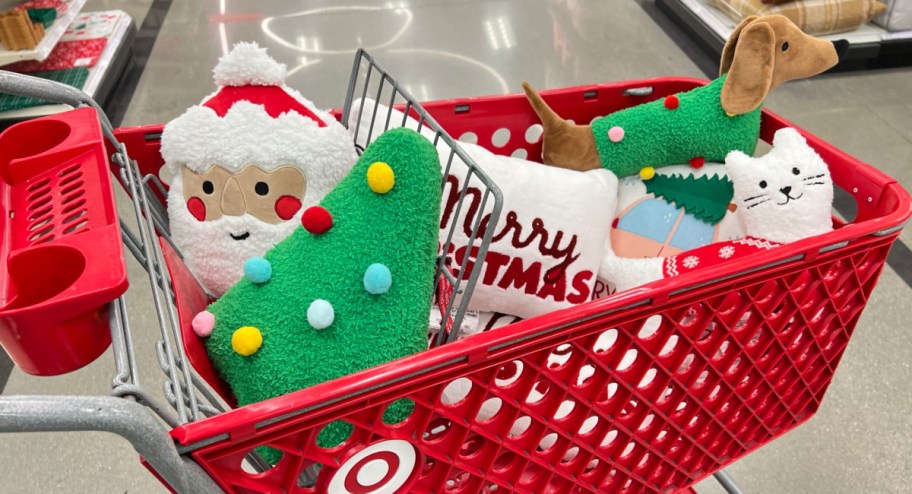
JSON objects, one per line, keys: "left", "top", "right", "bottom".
{"left": 156, "top": 78, "right": 909, "bottom": 493}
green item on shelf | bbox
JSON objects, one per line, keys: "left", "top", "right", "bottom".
{"left": 0, "top": 67, "right": 89, "bottom": 113}
{"left": 26, "top": 8, "right": 56, "bottom": 29}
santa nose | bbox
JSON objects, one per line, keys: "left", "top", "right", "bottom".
{"left": 221, "top": 177, "right": 247, "bottom": 216}
{"left": 780, "top": 185, "right": 792, "bottom": 196}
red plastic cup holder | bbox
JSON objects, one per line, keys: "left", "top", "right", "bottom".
{"left": 0, "top": 108, "right": 127, "bottom": 376}
{"left": 0, "top": 118, "right": 71, "bottom": 162}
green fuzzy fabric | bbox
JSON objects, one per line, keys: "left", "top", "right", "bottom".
{"left": 204, "top": 128, "right": 441, "bottom": 461}
{"left": 591, "top": 75, "right": 761, "bottom": 178}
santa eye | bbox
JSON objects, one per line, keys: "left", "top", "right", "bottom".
{"left": 255, "top": 182, "right": 269, "bottom": 196}
{"left": 759, "top": 180, "right": 767, "bottom": 189}
{"left": 792, "top": 167, "right": 800, "bottom": 175}
{"left": 202, "top": 181, "right": 214, "bottom": 194}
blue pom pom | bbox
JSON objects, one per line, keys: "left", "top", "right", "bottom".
{"left": 363, "top": 263, "right": 392, "bottom": 295}
{"left": 243, "top": 257, "right": 272, "bottom": 284}
{"left": 307, "top": 299, "right": 335, "bottom": 329}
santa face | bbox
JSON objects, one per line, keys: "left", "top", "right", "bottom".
{"left": 170, "top": 164, "right": 306, "bottom": 296}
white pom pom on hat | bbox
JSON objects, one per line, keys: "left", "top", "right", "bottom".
{"left": 212, "top": 41, "right": 287, "bottom": 87}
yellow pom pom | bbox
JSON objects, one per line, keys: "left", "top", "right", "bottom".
{"left": 639, "top": 166, "right": 656, "bottom": 180}
{"left": 367, "top": 162, "right": 395, "bottom": 194}
{"left": 232, "top": 326, "right": 263, "bottom": 356}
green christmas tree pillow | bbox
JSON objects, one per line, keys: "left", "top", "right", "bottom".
{"left": 192, "top": 128, "right": 442, "bottom": 455}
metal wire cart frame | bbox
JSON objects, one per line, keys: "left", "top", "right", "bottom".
{"left": 1, "top": 49, "right": 910, "bottom": 493}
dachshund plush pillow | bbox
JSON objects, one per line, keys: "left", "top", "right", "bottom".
{"left": 522, "top": 15, "right": 840, "bottom": 178}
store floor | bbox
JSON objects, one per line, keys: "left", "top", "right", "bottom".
{"left": 1, "top": 0, "right": 910, "bottom": 492}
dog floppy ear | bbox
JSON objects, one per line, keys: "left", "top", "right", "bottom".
{"left": 721, "top": 21, "right": 775, "bottom": 115}
{"left": 720, "top": 15, "right": 759, "bottom": 77}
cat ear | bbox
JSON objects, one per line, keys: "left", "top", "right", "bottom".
{"left": 772, "top": 127, "right": 808, "bottom": 150}
{"left": 724, "top": 150, "right": 752, "bottom": 183}
{"left": 725, "top": 149, "right": 751, "bottom": 169}
{"left": 773, "top": 127, "right": 825, "bottom": 165}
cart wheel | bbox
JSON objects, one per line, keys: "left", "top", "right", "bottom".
{"left": 326, "top": 439, "right": 420, "bottom": 494}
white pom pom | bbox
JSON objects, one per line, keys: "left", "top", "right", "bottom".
{"left": 213, "top": 42, "right": 287, "bottom": 87}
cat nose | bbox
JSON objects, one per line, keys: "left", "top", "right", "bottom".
{"left": 780, "top": 186, "right": 792, "bottom": 196}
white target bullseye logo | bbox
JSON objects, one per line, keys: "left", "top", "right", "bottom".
{"left": 327, "top": 440, "right": 418, "bottom": 494}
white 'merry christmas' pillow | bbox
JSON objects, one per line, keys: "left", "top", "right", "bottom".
{"left": 351, "top": 98, "right": 617, "bottom": 320}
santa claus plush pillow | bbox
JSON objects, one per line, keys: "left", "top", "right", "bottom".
{"left": 160, "top": 43, "right": 358, "bottom": 297}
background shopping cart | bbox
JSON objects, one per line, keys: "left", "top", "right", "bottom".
{"left": 1, "top": 47, "right": 910, "bottom": 493}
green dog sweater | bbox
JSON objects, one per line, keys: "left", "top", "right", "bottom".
{"left": 591, "top": 75, "right": 761, "bottom": 178}
{"left": 202, "top": 128, "right": 442, "bottom": 460}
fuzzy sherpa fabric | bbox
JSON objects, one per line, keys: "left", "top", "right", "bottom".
{"left": 725, "top": 127, "right": 834, "bottom": 244}
{"left": 160, "top": 99, "right": 356, "bottom": 176}
{"left": 168, "top": 177, "right": 302, "bottom": 297}
{"left": 161, "top": 42, "right": 358, "bottom": 297}
{"left": 591, "top": 75, "right": 761, "bottom": 178}
{"left": 204, "top": 128, "right": 441, "bottom": 460}
{"left": 212, "top": 42, "right": 287, "bottom": 86}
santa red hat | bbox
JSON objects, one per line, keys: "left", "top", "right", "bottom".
{"left": 160, "top": 42, "right": 357, "bottom": 203}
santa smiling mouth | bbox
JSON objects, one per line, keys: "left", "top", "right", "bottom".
{"left": 230, "top": 232, "right": 251, "bottom": 241}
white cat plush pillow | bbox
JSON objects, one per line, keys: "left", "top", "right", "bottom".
{"left": 600, "top": 127, "right": 834, "bottom": 292}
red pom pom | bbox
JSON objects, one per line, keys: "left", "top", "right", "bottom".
{"left": 301, "top": 206, "right": 333, "bottom": 234}
{"left": 664, "top": 95, "right": 679, "bottom": 110}
{"left": 611, "top": 218, "right": 619, "bottom": 229}
{"left": 275, "top": 195, "right": 302, "bottom": 220}
{"left": 187, "top": 197, "right": 206, "bottom": 221}
{"left": 689, "top": 156, "right": 705, "bottom": 169}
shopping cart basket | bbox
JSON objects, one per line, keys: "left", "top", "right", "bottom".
{"left": 1, "top": 50, "right": 910, "bottom": 494}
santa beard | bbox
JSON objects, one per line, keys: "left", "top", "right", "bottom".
{"left": 168, "top": 178, "right": 299, "bottom": 297}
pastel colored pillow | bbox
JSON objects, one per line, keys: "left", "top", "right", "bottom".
{"left": 351, "top": 98, "right": 618, "bottom": 319}
{"left": 593, "top": 163, "right": 746, "bottom": 298}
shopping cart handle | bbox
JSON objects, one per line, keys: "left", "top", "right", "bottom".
{"left": 0, "top": 70, "right": 94, "bottom": 108}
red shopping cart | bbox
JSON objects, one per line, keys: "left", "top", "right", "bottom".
{"left": 0, "top": 50, "right": 909, "bottom": 494}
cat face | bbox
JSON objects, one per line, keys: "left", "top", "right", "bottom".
{"left": 725, "top": 127, "right": 834, "bottom": 243}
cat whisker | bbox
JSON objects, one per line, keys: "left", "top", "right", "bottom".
{"left": 802, "top": 174, "right": 826, "bottom": 181}
{"left": 803, "top": 182, "right": 827, "bottom": 186}
{"left": 744, "top": 194, "right": 770, "bottom": 202}
{"left": 746, "top": 198, "right": 772, "bottom": 209}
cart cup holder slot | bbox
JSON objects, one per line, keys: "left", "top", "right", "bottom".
{"left": 0, "top": 116, "right": 93, "bottom": 186}
{"left": 4, "top": 245, "right": 86, "bottom": 310}
{"left": 0, "top": 244, "right": 111, "bottom": 376}
{"left": 0, "top": 108, "right": 127, "bottom": 376}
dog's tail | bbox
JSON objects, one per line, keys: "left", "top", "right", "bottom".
{"left": 522, "top": 81, "right": 569, "bottom": 131}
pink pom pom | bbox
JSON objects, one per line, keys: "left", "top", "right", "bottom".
{"left": 192, "top": 311, "right": 216, "bottom": 337}
{"left": 608, "top": 126, "right": 625, "bottom": 143}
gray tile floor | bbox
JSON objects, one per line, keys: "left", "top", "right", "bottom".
{"left": 1, "top": 0, "right": 910, "bottom": 492}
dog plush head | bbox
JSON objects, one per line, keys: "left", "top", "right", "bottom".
{"left": 720, "top": 15, "right": 840, "bottom": 115}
